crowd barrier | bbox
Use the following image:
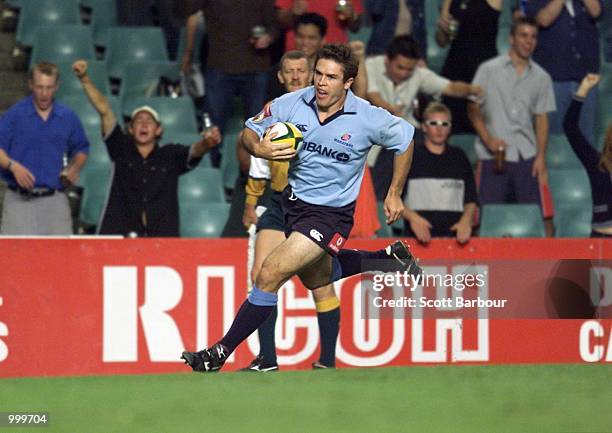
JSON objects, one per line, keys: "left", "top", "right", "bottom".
{"left": 0, "top": 238, "right": 610, "bottom": 378}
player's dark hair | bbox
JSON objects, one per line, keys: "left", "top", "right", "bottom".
{"left": 510, "top": 16, "right": 537, "bottom": 36}
{"left": 295, "top": 12, "right": 328, "bottom": 38}
{"left": 385, "top": 35, "right": 421, "bottom": 60}
{"left": 280, "top": 50, "right": 308, "bottom": 69}
{"left": 314, "top": 44, "right": 358, "bottom": 82}
{"left": 29, "top": 61, "right": 59, "bottom": 82}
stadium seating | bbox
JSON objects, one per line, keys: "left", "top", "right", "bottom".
{"left": 122, "top": 97, "right": 198, "bottom": 134}
{"left": 480, "top": 204, "right": 546, "bottom": 237}
{"left": 54, "top": 60, "right": 110, "bottom": 99}
{"left": 29, "top": 25, "right": 96, "bottom": 68}
{"left": 60, "top": 94, "right": 122, "bottom": 130}
{"left": 104, "top": 26, "right": 169, "bottom": 78}
{"left": 548, "top": 168, "right": 592, "bottom": 207}
{"left": 118, "top": 62, "right": 181, "bottom": 105}
{"left": 16, "top": 0, "right": 80, "bottom": 47}
{"left": 554, "top": 204, "right": 592, "bottom": 238}
{"left": 88, "top": 0, "right": 118, "bottom": 47}
{"left": 449, "top": 134, "right": 478, "bottom": 166}
{"left": 179, "top": 202, "right": 230, "bottom": 237}
{"left": 545, "top": 133, "right": 583, "bottom": 169}
{"left": 179, "top": 168, "right": 225, "bottom": 203}
{"left": 79, "top": 166, "right": 111, "bottom": 226}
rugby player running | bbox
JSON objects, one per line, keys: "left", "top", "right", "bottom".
{"left": 182, "top": 44, "right": 419, "bottom": 372}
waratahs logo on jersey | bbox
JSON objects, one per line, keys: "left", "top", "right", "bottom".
{"left": 334, "top": 133, "right": 354, "bottom": 148}
{"left": 252, "top": 102, "right": 273, "bottom": 123}
{"left": 302, "top": 141, "right": 350, "bottom": 162}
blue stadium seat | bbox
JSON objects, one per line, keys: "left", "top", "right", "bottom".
{"left": 16, "top": 0, "right": 80, "bottom": 47}
{"left": 104, "top": 27, "right": 169, "bottom": 78}
{"left": 179, "top": 167, "right": 225, "bottom": 203}
{"left": 79, "top": 165, "right": 111, "bottom": 226}
{"left": 29, "top": 25, "right": 96, "bottom": 68}
{"left": 546, "top": 133, "right": 583, "bottom": 169}
{"left": 180, "top": 202, "right": 230, "bottom": 238}
{"left": 55, "top": 60, "right": 109, "bottom": 99}
{"left": 449, "top": 134, "right": 478, "bottom": 166}
{"left": 118, "top": 62, "right": 180, "bottom": 105}
{"left": 548, "top": 168, "right": 592, "bottom": 207}
{"left": 554, "top": 204, "right": 592, "bottom": 238}
{"left": 89, "top": 0, "right": 118, "bottom": 47}
{"left": 480, "top": 204, "right": 546, "bottom": 237}
{"left": 60, "top": 94, "right": 122, "bottom": 130}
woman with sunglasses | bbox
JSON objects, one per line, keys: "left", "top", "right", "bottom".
{"left": 563, "top": 74, "right": 612, "bottom": 238}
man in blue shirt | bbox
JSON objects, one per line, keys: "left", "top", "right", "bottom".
{"left": 525, "top": 0, "right": 603, "bottom": 144}
{"left": 0, "top": 62, "right": 89, "bottom": 235}
{"left": 182, "top": 44, "right": 420, "bottom": 372}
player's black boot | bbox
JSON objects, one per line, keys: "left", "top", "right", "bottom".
{"left": 181, "top": 343, "right": 229, "bottom": 372}
{"left": 385, "top": 240, "right": 422, "bottom": 276}
{"left": 239, "top": 355, "right": 279, "bottom": 372}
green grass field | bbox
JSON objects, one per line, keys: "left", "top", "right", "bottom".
{"left": 1, "top": 364, "right": 610, "bottom": 433}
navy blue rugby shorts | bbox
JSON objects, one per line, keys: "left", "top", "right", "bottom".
{"left": 256, "top": 191, "right": 285, "bottom": 232}
{"left": 281, "top": 186, "right": 355, "bottom": 256}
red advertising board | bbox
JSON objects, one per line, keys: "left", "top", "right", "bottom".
{"left": 0, "top": 238, "right": 610, "bottom": 378}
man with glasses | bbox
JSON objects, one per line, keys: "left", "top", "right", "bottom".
{"left": 402, "top": 102, "right": 477, "bottom": 244}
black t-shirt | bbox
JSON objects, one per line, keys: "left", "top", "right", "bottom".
{"left": 402, "top": 141, "right": 478, "bottom": 238}
{"left": 99, "top": 125, "right": 201, "bottom": 237}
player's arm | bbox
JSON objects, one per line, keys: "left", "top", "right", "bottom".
{"left": 73, "top": 60, "right": 116, "bottom": 137}
{"left": 384, "top": 142, "right": 413, "bottom": 224}
{"left": 241, "top": 127, "right": 296, "bottom": 160}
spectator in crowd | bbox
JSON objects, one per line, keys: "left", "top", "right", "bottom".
{"left": 402, "top": 102, "right": 477, "bottom": 243}
{"left": 563, "top": 73, "right": 612, "bottom": 238}
{"left": 365, "top": 0, "right": 427, "bottom": 57}
{"left": 525, "top": 0, "right": 603, "bottom": 144}
{"left": 436, "top": 0, "right": 501, "bottom": 134}
{"left": 365, "top": 35, "right": 482, "bottom": 127}
{"left": 468, "top": 17, "right": 556, "bottom": 235}
{"left": 241, "top": 50, "right": 341, "bottom": 371}
{"left": 268, "top": 12, "right": 328, "bottom": 99}
{"left": 181, "top": 0, "right": 279, "bottom": 167}
{"left": 73, "top": 60, "right": 221, "bottom": 237}
{"left": 365, "top": 35, "right": 480, "bottom": 198}
{"left": 0, "top": 62, "right": 89, "bottom": 235}
{"left": 277, "top": 0, "right": 362, "bottom": 51}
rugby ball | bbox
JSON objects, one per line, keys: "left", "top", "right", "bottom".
{"left": 266, "top": 122, "right": 303, "bottom": 153}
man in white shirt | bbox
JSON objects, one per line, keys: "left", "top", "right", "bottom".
{"left": 365, "top": 35, "right": 482, "bottom": 126}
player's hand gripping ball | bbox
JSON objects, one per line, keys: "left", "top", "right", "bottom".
{"left": 265, "top": 122, "right": 303, "bottom": 154}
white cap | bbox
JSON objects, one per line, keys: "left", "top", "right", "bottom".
{"left": 130, "top": 105, "right": 161, "bottom": 124}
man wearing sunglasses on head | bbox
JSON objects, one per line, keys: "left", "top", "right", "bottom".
{"left": 401, "top": 102, "right": 477, "bottom": 244}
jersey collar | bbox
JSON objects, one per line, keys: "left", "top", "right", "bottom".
{"left": 301, "top": 86, "right": 358, "bottom": 125}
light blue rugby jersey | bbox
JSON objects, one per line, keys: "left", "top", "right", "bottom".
{"left": 245, "top": 86, "right": 414, "bottom": 207}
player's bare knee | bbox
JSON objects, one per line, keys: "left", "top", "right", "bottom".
{"left": 255, "top": 261, "right": 284, "bottom": 292}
